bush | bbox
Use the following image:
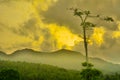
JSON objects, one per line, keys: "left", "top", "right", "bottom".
{"left": 80, "top": 62, "right": 103, "bottom": 80}
{"left": 80, "top": 68, "right": 102, "bottom": 80}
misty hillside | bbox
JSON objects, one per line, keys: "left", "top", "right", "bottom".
{"left": 0, "top": 51, "right": 6, "bottom": 56}
{"left": 0, "top": 49, "right": 120, "bottom": 73}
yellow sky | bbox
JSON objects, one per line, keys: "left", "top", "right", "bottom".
{"left": 0, "top": 0, "right": 120, "bottom": 62}
{"left": 0, "top": 0, "right": 83, "bottom": 53}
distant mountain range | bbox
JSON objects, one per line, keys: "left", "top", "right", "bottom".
{"left": 0, "top": 48, "right": 120, "bottom": 73}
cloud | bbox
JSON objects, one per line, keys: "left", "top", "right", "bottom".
{"left": 48, "top": 24, "right": 83, "bottom": 50}
{"left": 42, "top": 0, "right": 120, "bottom": 30}
{"left": 0, "top": 0, "right": 120, "bottom": 63}
{"left": 90, "top": 27, "right": 106, "bottom": 46}
{"left": 0, "top": 0, "right": 83, "bottom": 53}
{"left": 0, "top": 0, "right": 32, "bottom": 28}
{"left": 40, "top": 0, "right": 120, "bottom": 63}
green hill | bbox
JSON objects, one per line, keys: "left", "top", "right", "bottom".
{"left": 0, "top": 60, "right": 81, "bottom": 80}
{"left": 0, "top": 60, "right": 120, "bottom": 80}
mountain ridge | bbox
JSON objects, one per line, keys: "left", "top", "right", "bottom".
{"left": 0, "top": 51, "right": 6, "bottom": 56}
{"left": 0, "top": 48, "right": 120, "bottom": 73}
{"left": 0, "top": 48, "right": 119, "bottom": 65}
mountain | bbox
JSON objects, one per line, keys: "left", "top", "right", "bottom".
{"left": 52, "top": 49, "right": 80, "bottom": 54}
{"left": 11, "top": 48, "right": 41, "bottom": 55}
{"left": 0, "top": 49, "right": 120, "bottom": 73}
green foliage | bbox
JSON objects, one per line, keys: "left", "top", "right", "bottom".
{"left": 84, "top": 10, "right": 90, "bottom": 15}
{"left": 72, "top": 8, "right": 114, "bottom": 22}
{"left": 73, "top": 9, "right": 91, "bottom": 17}
{"left": 82, "top": 62, "right": 94, "bottom": 68}
{"left": 81, "top": 62, "right": 102, "bottom": 80}
{"left": 81, "top": 22, "right": 96, "bottom": 28}
{"left": 0, "top": 60, "right": 120, "bottom": 80}
{"left": 0, "top": 69, "right": 20, "bottom": 80}
{"left": 0, "top": 60, "right": 81, "bottom": 80}
{"left": 74, "top": 9, "right": 83, "bottom": 16}
{"left": 104, "top": 73, "right": 120, "bottom": 80}
{"left": 80, "top": 68, "right": 102, "bottom": 80}
{"left": 103, "top": 16, "right": 114, "bottom": 22}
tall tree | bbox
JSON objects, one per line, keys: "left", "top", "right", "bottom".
{"left": 70, "top": 8, "right": 114, "bottom": 68}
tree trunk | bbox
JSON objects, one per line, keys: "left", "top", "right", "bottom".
{"left": 83, "top": 25, "right": 88, "bottom": 67}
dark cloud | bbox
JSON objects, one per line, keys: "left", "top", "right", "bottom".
{"left": 42, "top": 0, "right": 81, "bottom": 34}
{"left": 10, "top": 17, "right": 54, "bottom": 51}
{"left": 40, "top": 28, "right": 56, "bottom": 51}
{"left": 42, "top": 0, "right": 120, "bottom": 32}
{"left": 18, "top": 18, "right": 51, "bottom": 40}
{"left": 40, "top": 40, "right": 54, "bottom": 51}
{"left": 17, "top": 18, "right": 37, "bottom": 36}
{"left": 11, "top": 18, "right": 43, "bottom": 40}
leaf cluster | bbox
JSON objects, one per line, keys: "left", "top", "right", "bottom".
{"left": 103, "top": 16, "right": 114, "bottom": 22}
{"left": 69, "top": 8, "right": 114, "bottom": 25}
{"left": 74, "top": 9, "right": 91, "bottom": 17}
{"left": 81, "top": 22, "right": 96, "bottom": 28}
{"left": 82, "top": 62, "right": 94, "bottom": 68}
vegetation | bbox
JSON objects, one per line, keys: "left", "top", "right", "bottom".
{"left": 80, "top": 62, "right": 102, "bottom": 80}
{"left": 70, "top": 8, "right": 114, "bottom": 66}
{"left": 80, "top": 68, "right": 102, "bottom": 80}
{"left": 0, "top": 60, "right": 120, "bottom": 80}
{"left": 69, "top": 8, "right": 115, "bottom": 80}
{"left": 0, "top": 69, "right": 20, "bottom": 80}
{"left": 0, "top": 60, "right": 81, "bottom": 80}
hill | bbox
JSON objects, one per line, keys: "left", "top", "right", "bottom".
{"left": 0, "top": 60, "right": 120, "bottom": 80}
{"left": 0, "top": 49, "right": 120, "bottom": 73}
{"left": 0, "top": 60, "right": 81, "bottom": 80}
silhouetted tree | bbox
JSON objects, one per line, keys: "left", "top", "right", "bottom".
{"left": 69, "top": 8, "right": 114, "bottom": 80}
{"left": 0, "top": 69, "right": 20, "bottom": 80}
{"left": 70, "top": 8, "right": 114, "bottom": 67}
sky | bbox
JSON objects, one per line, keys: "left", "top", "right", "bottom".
{"left": 0, "top": 0, "right": 120, "bottom": 64}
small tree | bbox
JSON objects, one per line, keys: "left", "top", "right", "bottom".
{"left": 80, "top": 68, "right": 103, "bottom": 80}
{"left": 80, "top": 62, "right": 103, "bottom": 80}
{"left": 70, "top": 8, "right": 114, "bottom": 67}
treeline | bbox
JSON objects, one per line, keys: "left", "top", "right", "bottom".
{"left": 0, "top": 60, "right": 120, "bottom": 80}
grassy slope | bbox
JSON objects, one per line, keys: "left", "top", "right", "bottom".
{"left": 0, "top": 60, "right": 81, "bottom": 80}
{"left": 0, "top": 60, "right": 120, "bottom": 80}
